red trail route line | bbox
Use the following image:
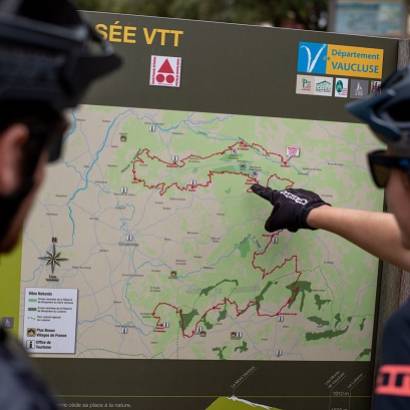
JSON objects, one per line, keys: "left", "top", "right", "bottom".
{"left": 137, "top": 140, "right": 302, "bottom": 338}
{"left": 132, "top": 140, "right": 294, "bottom": 196}
{"left": 152, "top": 291, "right": 298, "bottom": 339}
{"left": 251, "top": 233, "right": 301, "bottom": 280}
{"left": 152, "top": 248, "right": 303, "bottom": 339}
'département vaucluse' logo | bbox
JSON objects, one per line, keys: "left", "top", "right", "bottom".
{"left": 297, "top": 42, "right": 328, "bottom": 74}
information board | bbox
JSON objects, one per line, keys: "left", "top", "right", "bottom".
{"left": 331, "top": 0, "right": 406, "bottom": 37}
{"left": 0, "top": 11, "right": 399, "bottom": 410}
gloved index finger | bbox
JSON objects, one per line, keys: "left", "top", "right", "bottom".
{"left": 251, "top": 184, "right": 275, "bottom": 201}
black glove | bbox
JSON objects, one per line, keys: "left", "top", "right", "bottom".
{"left": 251, "top": 184, "right": 330, "bottom": 233}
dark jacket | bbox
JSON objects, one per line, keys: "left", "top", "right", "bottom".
{"left": 0, "top": 327, "right": 57, "bottom": 409}
{"left": 374, "top": 298, "right": 410, "bottom": 409}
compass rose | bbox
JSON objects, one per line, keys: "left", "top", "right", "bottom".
{"left": 38, "top": 238, "right": 68, "bottom": 276}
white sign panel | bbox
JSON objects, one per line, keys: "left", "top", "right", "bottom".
{"left": 23, "top": 288, "right": 78, "bottom": 354}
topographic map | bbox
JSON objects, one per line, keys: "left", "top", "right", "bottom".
{"left": 20, "top": 105, "right": 383, "bottom": 361}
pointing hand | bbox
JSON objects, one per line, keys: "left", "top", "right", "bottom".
{"left": 251, "top": 184, "right": 330, "bottom": 232}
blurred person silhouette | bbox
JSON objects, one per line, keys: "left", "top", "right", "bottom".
{"left": 0, "top": 0, "right": 121, "bottom": 408}
{"left": 252, "top": 67, "right": 410, "bottom": 409}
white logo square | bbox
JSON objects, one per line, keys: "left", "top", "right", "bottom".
{"left": 335, "top": 78, "right": 349, "bottom": 98}
{"left": 150, "top": 56, "right": 182, "bottom": 88}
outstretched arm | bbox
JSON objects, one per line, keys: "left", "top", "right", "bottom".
{"left": 251, "top": 184, "right": 410, "bottom": 271}
{"left": 308, "top": 206, "right": 410, "bottom": 271}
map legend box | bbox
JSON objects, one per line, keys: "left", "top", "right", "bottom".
{"left": 23, "top": 288, "right": 78, "bottom": 354}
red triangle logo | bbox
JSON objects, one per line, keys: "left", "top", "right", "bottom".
{"left": 158, "top": 59, "right": 174, "bottom": 74}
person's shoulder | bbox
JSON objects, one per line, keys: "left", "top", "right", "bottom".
{"left": 381, "top": 299, "right": 410, "bottom": 364}
{"left": 0, "top": 329, "right": 58, "bottom": 409}
{"left": 385, "top": 299, "right": 410, "bottom": 333}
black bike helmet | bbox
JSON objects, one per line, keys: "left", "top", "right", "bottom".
{"left": 0, "top": 0, "right": 122, "bottom": 245}
{"left": 0, "top": 0, "right": 121, "bottom": 110}
{"left": 346, "top": 66, "right": 410, "bottom": 152}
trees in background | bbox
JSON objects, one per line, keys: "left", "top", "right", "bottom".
{"left": 75, "top": 0, "right": 328, "bottom": 30}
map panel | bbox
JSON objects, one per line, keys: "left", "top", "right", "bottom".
{"left": 20, "top": 105, "right": 383, "bottom": 361}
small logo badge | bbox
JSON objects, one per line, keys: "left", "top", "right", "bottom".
{"left": 296, "top": 74, "right": 315, "bottom": 95}
{"left": 335, "top": 78, "right": 349, "bottom": 98}
{"left": 314, "top": 76, "right": 333, "bottom": 97}
{"left": 370, "top": 80, "right": 382, "bottom": 95}
{"left": 297, "top": 42, "right": 328, "bottom": 74}
{"left": 350, "top": 79, "right": 369, "bottom": 99}
{"left": 150, "top": 56, "right": 182, "bottom": 88}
